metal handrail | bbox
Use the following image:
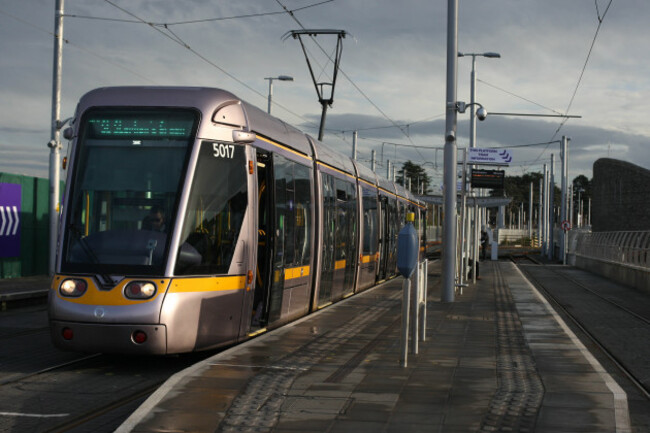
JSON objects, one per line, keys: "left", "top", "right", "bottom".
{"left": 574, "top": 230, "right": 650, "bottom": 270}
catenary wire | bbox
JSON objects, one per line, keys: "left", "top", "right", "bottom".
{"left": 530, "top": 0, "right": 615, "bottom": 169}
{"left": 101, "top": 0, "right": 324, "bottom": 132}
{"left": 0, "top": 7, "right": 160, "bottom": 84}
{"left": 274, "top": 0, "right": 429, "bottom": 162}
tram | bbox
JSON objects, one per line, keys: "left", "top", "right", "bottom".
{"left": 48, "top": 87, "right": 426, "bottom": 354}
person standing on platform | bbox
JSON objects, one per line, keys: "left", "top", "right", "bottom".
{"left": 481, "top": 227, "right": 489, "bottom": 261}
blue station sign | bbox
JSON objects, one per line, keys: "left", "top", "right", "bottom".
{"left": 0, "top": 183, "right": 21, "bottom": 258}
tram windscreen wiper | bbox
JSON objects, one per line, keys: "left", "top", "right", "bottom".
{"left": 68, "top": 224, "right": 101, "bottom": 265}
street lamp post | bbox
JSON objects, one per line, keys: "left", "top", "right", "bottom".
{"left": 265, "top": 75, "right": 293, "bottom": 114}
{"left": 457, "top": 51, "right": 500, "bottom": 283}
{"left": 458, "top": 52, "right": 500, "bottom": 149}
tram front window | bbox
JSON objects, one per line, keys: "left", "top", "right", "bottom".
{"left": 61, "top": 108, "right": 197, "bottom": 275}
{"left": 174, "top": 141, "right": 248, "bottom": 275}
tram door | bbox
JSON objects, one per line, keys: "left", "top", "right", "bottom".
{"left": 252, "top": 151, "right": 275, "bottom": 329}
{"left": 377, "top": 195, "right": 390, "bottom": 280}
{"left": 251, "top": 150, "right": 313, "bottom": 330}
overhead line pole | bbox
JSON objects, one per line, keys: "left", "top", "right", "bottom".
{"left": 548, "top": 154, "right": 555, "bottom": 259}
{"left": 442, "top": 0, "right": 459, "bottom": 303}
{"left": 560, "top": 136, "right": 569, "bottom": 262}
{"left": 48, "top": 0, "right": 64, "bottom": 276}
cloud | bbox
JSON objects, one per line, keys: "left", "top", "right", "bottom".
{"left": 1, "top": 0, "right": 650, "bottom": 184}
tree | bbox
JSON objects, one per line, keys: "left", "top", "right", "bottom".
{"left": 498, "top": 172, "right": 562, "bottom": 227}
{"left": 572, "top": 175, "right": 591, "bottom": 225}
{"left": 396, "top": 161, "right": 432, "bottom": 194}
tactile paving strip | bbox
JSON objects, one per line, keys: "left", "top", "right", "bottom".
{"left": 217, "top": 293, "right": 399, "bottom": 432}
{"left": 478, "top": 263, "right": 544, "bottom": 432}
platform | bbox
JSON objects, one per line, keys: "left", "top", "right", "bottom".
{"left": 114, "top": 259, "right": 630, "bottom": 433}
{"left": 0, "top": 275, "right": 50, "bottom": 307}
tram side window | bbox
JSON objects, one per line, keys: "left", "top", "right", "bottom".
{"left": 175, "top": 141, "right": 248, "bottom": 275}
{"left": 362, "top": 188, "right": 378, "bottom": 256}
{"left": 274, "top": 155, "right": 312, "bottom": 268}
{"left": 336, "top": 179, "right": 357, "bottom": 263}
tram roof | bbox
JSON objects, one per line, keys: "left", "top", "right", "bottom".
{"left": 241, "top": 100, "right": 313, "bottom": 158}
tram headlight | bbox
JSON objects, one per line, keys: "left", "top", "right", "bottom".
{"left": 124, "top": 281, "right": 157, "bottom": 300}
{"left": 59, "top": 279, "right": 88, "bottom": 297}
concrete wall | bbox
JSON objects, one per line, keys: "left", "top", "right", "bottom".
{"left": 592, "top": 158, "right": 650, "bottom": 232}
{"left": 573, "top": 255, "right": 650, "bottom": 295}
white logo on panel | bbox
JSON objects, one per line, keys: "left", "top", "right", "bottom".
{"left": 0, "top": 206, "right": 19, "bottom": 236}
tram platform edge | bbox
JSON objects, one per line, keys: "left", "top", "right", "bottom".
{"left": 117, "top": 260, "right": 628, "bottom": 433}
{"left": 0, "top": 275, "right": 51, "bottom": 307}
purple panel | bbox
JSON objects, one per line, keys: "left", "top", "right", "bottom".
{"left": 0, "top": 183, "right": 21, "bottom": 258}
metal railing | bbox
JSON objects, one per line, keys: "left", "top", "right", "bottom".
{"left": 573, "top": 231, "right": 650, "bottom": 270}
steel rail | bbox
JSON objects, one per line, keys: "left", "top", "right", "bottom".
{"left": 45, "top": 383, "right": 162, "bottom": 433}
{"left": 515, "top": 261, "right": 650, "bottom": 401}
{"left": 0, "top": 354, "right": 102, "bottom": 387}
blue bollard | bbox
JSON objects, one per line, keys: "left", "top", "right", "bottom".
{"left": 397, "top": 213, "right": 419, "bottom": 278}
{"left": 398, "top": 213, "right": 420, "bottom": 366}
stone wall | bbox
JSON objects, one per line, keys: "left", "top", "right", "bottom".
{"left": 592, "top": 158, "right": 650, "bottom": 232}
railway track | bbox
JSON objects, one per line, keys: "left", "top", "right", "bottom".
{"left": 0, "top": 305, "right": 214, "bottom": 433}
{"left": 511, "top": 257, "right": 650, "bottom": 402}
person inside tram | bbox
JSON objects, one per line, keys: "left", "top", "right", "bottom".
{"left": 142, "top": 206, "right": 166, "bottom": 232}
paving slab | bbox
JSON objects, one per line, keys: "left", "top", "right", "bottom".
{"left": 117, "top": 261, "right": 628, "bottom": 433}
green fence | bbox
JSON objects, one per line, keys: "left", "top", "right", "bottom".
{"left": 0, "top": 173, "right": 57, "bottom": 278}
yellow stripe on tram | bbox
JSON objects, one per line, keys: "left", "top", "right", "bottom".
{"left": 285, "top": 266, "right": 310, "bottom": 280}
{"left": 169, "top": 275, "right": 247, "bottom": 293}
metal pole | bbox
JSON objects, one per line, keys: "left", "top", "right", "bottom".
{"left": 468, "top": 56, "right": 477, "bottom": 285}
{"left": 472, "top": 200, "right": 478, "bottom": 284}
{"left": 545, "top": 165, "right": 551, "bottom": 254}
{"left": 317, "top": 101, "right": 328, "bottom": 141}
{"left": 411, "top": 262, "right": 419, "bottom": 354}
{"left": 400, "top": 277, "right": 410, "bottom": 367}
{"left": 548, "top": 154, "right": 555, "bottom": 259}
{"left": 459, "top": 149, "right": 467, "bottom": 287}
{"left": 442, "top": 0, "right": 458, "bottom": 302}
{"left": 352, "top": 130, "right": 358, "bottom": 160}
{"left": 469, "top": 55, "right": 477, "bottom": 149}
{"left": 569, "top": 184, "right": 574, "bottom": 226}
{"left": 538, "top": 178, "right": 543, "bottom": 248}
{"left": 528, "top": 182, "right": 533, "bottom": 243}
{"left": 420, "top": 259, "right": 428, "bottom": 342}
{"left": 267, "top": 78, "right": 273, "bottom": 114}
{"left": 542, "top": 164, "right": 548, "bottom": 255}
{"left": 371, "top": 149, "right": 376, "bottom": 172}
{"left": 48, "top": 0, "right": 64, "bottom": 277}
{"left": 560, "top": 136, "right": 568, "bottom": 259}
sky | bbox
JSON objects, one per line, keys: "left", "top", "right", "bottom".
{"left": 1, "top": 0, "right": 649, "bottom": 190}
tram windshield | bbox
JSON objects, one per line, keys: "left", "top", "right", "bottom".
{"left": 61, "top": 108, "right": 198, "bottom": 275}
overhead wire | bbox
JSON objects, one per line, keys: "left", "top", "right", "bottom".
{"left": 477, "top": 79, "right": 564, "bottom": 116}
{"left": 65, "top": 1, "right": 431, "bottom": 165}
{"left": 0, "top": 7, "right": 160, "bottom": 84}
{"left": 100, "top": 0, "right": 325, "bottom": 132}
{"left": 63, "top": 1, "right": 334, "bottom": 26}
{"left": 274, "top": 0, "right": 429, "bottom": 163}
{"left": 528, "top": 0, "right": 615, "bottom": 170}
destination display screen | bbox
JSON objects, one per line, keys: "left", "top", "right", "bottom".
{"left": 84, "top": 110, "right": 197, "bottom": 140}
{"left": 471, "top": 168, "right": 505, "bottom": 189}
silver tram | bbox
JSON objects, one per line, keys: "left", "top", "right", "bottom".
{"left": 48, "top": 87, "right": 426, "bottom": 354}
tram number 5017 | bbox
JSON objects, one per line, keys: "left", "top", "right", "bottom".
{"left": 213, "top": 143, "right": 235, "bottom": 159}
